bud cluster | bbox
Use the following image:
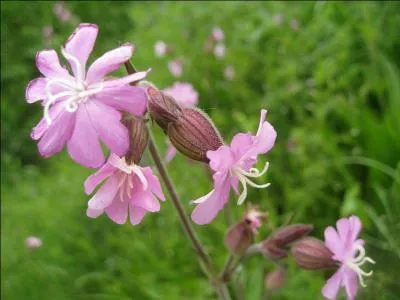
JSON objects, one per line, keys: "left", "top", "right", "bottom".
{"left": 260, "top": 224, "right": 313, "bottom": 261}
{"left": 146, "top": 87, "right": 224, "bottom": 162}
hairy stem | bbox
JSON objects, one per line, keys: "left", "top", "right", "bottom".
{"left": 148, "top": 136, "right": 231, "bottom": 300}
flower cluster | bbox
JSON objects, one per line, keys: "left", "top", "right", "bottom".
{"left": 26, "top": 24, "right": 163, "bottom": 225}
{"left": 25, "top": 23, "right": 376, "bottom": 300}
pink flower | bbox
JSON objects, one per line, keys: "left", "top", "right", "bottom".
{"left": 224, "top": 66, "right": 235, "bottom": 80}
{"left": 212, "top": 27, "right": 224, "bottom": 41}
{"left": 322, "top": 216, "right": 375, "bottom": 300}
{"left": 290, "top": 19, "right": 300, "bottom": 31}
{"left": 163, "top": 82, "right": 198, "bottom": 107}
{"left": 273, "top": 14, "right": 284, "bottom": 25}
{"left": 154, "top": 40, "right": 167, "bottom": 58}
{"left": 26, "top": 23, "right": 149, "bottom": 168}
{"left": 25, "top": 236, "right": 42, "bottom": 249}
{"left": 168, "top": 60, "right": 183, "bottom": 77}
{"left": 191, "top": 109, "right": 277, "bottom": 224}
{"left": 214, "top": 44, "right": 225, "bottom": 59}
{"left": 53, "top": 1, "right": 72, "bottom": 23}
{"left": 85, "top": 154, "right": 165, "bottom": 225}
{"left": 163, "top": 82, "right": 199, "bottom": 162}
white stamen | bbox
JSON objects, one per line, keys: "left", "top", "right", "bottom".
{"left": 233, "top": 162, "right": 271, "bottom": 205}
{"left": 345, "top": 244, "right": 375, "bottom": 288}
{"left": 43, "top": 91, "right": 75, "bottom": 124}
{"left": 61, "top": 47, "right": 85, "bottom": 84}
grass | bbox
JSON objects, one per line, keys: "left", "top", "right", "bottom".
{"left": 2, "top": 1, "right": 400, "bottom": 299}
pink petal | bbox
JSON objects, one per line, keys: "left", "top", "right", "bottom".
{"left": 337, "top": 218, "right": 352, "bottom": 252}
{"left": 84, "top": 161, "right": 117, "bottom": 195}
{"left": 191, "top": 179, "right": 230, "bottom": 225}
{"left": 67, "top": 105, "right": 104, "bottom": 168}
{"left": 251, "top": 120, "right": 277, "bottom": 155}
{"left": 207, "top": 146, "right": 234, "bottom": 172}
{"left": 36, "top": 50, "right": 72, "bottom": 79}
{"left": 230, "top": 133, "right": 254, "bottom": 161}
{"left": 87, "top": 176, "right": 118, "bottom": 210}
{"left": 31, "top": 102, "right": 64, "bottom": 140}
{"left": 93, "top": 86, "right": 147, "bottom": 117}
{"left": 322, "top": 269, "right": 343, "bottom": 300}
{"left": 102, "top": 69, "right": 150, "bottom": 89}
{"left": 165, "top": 144, "right": 177, "bottom": 163}
{"left": 343, "top": 269, "right": 358, "bottom": 300}
{"left": 163, "top": 82, "right": 198, "bottom": 107}
{"left": 142, "top": 167, "right": 165, "bottom": 201}
{"left": 86, "top": 43, "right": 134, "bottom": 84}
{"left": 324, "top": 227, "right": 345, "bottom": 260}
{"left": 104, "top": 196, "right": 129, "bottom": 224}
{"left": 38, "top": 110, "right": 76, "bottom": 158}
{"left": 132, "top": 190, "right": 160, "bottom": 212}
{"left": 86, "top": 100, "right": 129, "bottom": 157}
{"left": 349, "top": 215, "right": 362, "bottom": 242}
{"left": 64, "top": 23, "right": 98, "bottom": 77}
{"left": 86, "top": 207, "right": 104, "bottom": 218}
{"left": 26, "top": 78, "right": 47, "bottom": 103}
{"left": 129, "top": 206, "right": 147, "bottom": 225}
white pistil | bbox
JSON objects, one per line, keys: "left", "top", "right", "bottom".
{"left": 234, "top": 161, "right": 270, "bottom": 205}
{"left": 43, "top": 49, "right": 104, "bottom": 125}
{"left": 345, "top": 244, "right": 375, "bottom": 288}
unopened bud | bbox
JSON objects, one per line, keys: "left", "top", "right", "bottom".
{"left": 146, "top": 87, "right": 182, "bottom": 131}
{"left": 260, "top": 238, "right": 288, "bottom": 260}
{"left": 225, "top": 220, "right": 254, "bottom": 255}
{"left": 123, "top": 115, "right": 149, "bottom": 164}
{"left": 167, "top": 108, "right": 223, "bottom": 162}
{"left": 271, "top": 224, "right": 313, "bottom": 248}
{"left": 265, "top": 267, "right": 286, "bottom": 292}
{"left": 244, "top": 205, "right": 268, "bottom": 234}
{"left": 291, "top": 237, "right": 337, "bottom": 270}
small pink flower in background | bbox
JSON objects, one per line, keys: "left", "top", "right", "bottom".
{"left": 163, "top": 82, "right": 199, "bottom": 162}
{"left": 273, "top": 14, "right": 284, "bottom": 25}
{"left": 212, "top": 27, "right": 224, "bottom": 41}
{"left": 25, "top": 236, "right": 42, "bottom": 249}
{"left": 322, "top": 216, "right": 375, "bottom": 300}
{"left": 290, "top": 19, "right": 300, "bottom": 31}
{"left": 168, "top": 60, "right": 183, "bottom": 78}
{"left": 26, "top": 23, "right": 149, "bottom": 168}
{"left": 85, "top": 154, "right": 165, "bottom": 225}
{"left": 163, "top": 82, "right": 199, "bottom": 107}
{"left": 224, "top": 66, "right": 235, "bottom": 80}
{"left": 154, "top": 40, "right": 167, "bottom": 58}
{"left": 53, "top": 1, "right": 72, "bottom": 23}
{"left": 41, "top": 25, "right": 53, "bottom": 39}
{"left": 191, "top": 109, "right": 277, "bottom": 224}
{"left": 213, "top": 44, "right": 225, "bottom": 59}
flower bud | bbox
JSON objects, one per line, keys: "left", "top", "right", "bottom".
{"left": 291, "top": 237, "right": 337, "bottom": 270}
{"left": 123, "top": 115, "right": 149, "bottom": 164}
{"left": 167, "top": 108, "right": 224, "bottom": 162}
{"left": 260, "top": 238, "right": 288, "bottom": 261}
{"left": 146, "top": 87, "right": 183, "bottom": 132}
{"left": 265, "top": 267, "right": 286, "bottom": 292}
{"left": 244, "top": 205, "right": 268, "bottom": 234}
{"left": 225, "top": 220, "right": 254, "bottom": 255}
{"left": 271, "top": 224, "right": 313, "bottom": 248}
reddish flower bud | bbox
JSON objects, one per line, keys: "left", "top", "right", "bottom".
{"left": 225, "top": 220, "right": 254, "bottom": 255}
{"left": 243, "top": 205, "right": 268, "bottom": 234}
{"left": 260, "top": 238, "right": 288, "bottom": 261}
{"left": 167, "top": 108, "right": 224, "bottom": 163}
{"left": 265, "top": 267, "right": 287, "bottom": 292}
{"left": 123, "top": 115, "right": 149, "bottom": 164}
{"left": 291, "top": 237, "right": 337, "bottom": 270}
{"left": 146, "top": 87, "right": 183, "bottom": 131}
{"left": 271, "top": 224, "right": 314, "bottom": 248}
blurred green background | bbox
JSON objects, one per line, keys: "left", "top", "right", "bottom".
{"left": 2, "top": 1, "right": 400, "bottom": 299}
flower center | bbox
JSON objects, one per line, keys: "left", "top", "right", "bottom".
{"left": 344, "top": 244, "right": 375, "bottom": 288}
{"left": 232, "top": 162, "right": 270, "bottom": 205}
{"left": 115, "top": 157, "right": 148, "bottom": 201}
{"left": 43, "top": 48, "right": 104, "bottom": 125}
